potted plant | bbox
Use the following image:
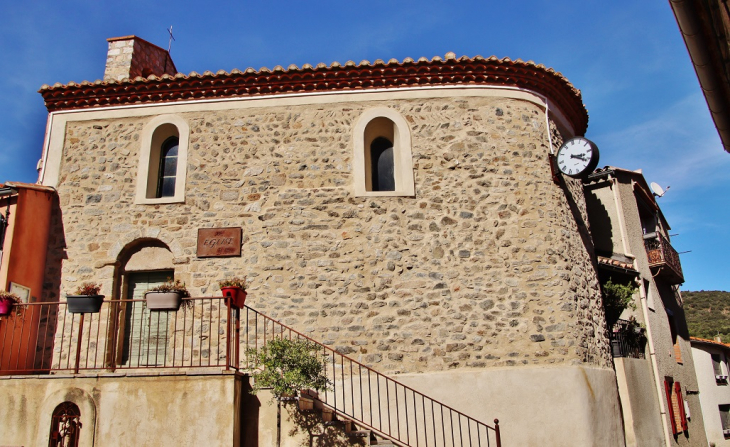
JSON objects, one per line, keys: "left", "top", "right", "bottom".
{"left": 144, "top": 278, "right": 190, "bottom": 311}
{"left": 218, "top": 276, "right": 248, "bottom": 308}
{"left": 601, "top": 278, "right": 637, "bottom": 328}
{"left": 66, "top": 282, "right": 104, "bottom": 314}
{"left": 0, "top": 291, "right": 22, "bottom": 316}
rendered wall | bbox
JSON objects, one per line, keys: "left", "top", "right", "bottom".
{"left": 614, "top": 357, "right": 665, "bottom": 447}
{"left": 0, "top": 372, "right": 243, "bottom": 447}
{"left": 691, "top": 345, "right": 730, "bottom": 446}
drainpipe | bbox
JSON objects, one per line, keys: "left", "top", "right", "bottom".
{"left": 637, "top": 279, "right": 673, "bottom": 447}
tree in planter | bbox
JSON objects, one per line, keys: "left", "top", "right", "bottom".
{"left": 249, "top": 337, "right": 331, "bottom": 398}
{"left": 601, "top": 278, "right": 638, "bottom": 328}
{"left": 248, "top": 337, "right": 331, "bottom": 447}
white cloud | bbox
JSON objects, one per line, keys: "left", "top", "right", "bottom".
{"left": 595, "top": 93, "right": 730, "bottom": 190}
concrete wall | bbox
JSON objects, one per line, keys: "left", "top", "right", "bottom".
{"left": 395, "top": 365, "right": 624, "bottom": 446}
{"left": 0, "top": 372, "right": 243, "bottom": 447}
{"left": 692, "top": 344, "right": 730, "bottom": 446}
{"left": 614, "top": 357, "right": 665, "bottom": 446}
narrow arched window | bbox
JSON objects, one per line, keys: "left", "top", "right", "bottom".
{"left": 370, "top": 137, "right": 395, "bottom": 191}
{"left": 353, "top": 108, "right": 414, "bottom": 197}
{"left": 156, "top": 137, "right": 179, "bottom": 198}
{"left": 49, "top": 402, "right": 81, "bottom": 447}
{"left": 136, "top": 115, "right": 189, "bottom": 204}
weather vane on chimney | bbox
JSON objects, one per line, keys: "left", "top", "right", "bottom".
{"left": 167, "top": 26, "right": 175, "bottom": 54}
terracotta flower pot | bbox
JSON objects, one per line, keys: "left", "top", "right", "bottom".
{"left": 145, "top": 291, "right": 182, "bottom": 311}
{"left": 66, "top": 295, "right": 105, "bottom": 314}
{"left": 0, "top": 299, "right": 13, "bottom": 316}
{"left": 220, "top": 286, "right": 247, "bottom": 309}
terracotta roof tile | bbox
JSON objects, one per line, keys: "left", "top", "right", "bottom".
{"left": 39, "top": 53, "right": 589, "bottom": 133}
{"left": 597, "top": 256, "right": 636, "bottom": 271}
{"left": 691, "top": 337, "right": 730, "bottom": 349}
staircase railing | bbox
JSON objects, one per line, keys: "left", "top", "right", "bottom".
{"left": 237, "top": 305, "right": 501, "bottom": 447}
{"left": 0, "top": 299, "right": 501, "bottom": 446}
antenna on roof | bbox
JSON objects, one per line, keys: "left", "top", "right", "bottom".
{"left": 650, "top": 182, "right": 670, "bottom": 198}
{"left": 167, "top": 26, "right": 176, "bottom": 54}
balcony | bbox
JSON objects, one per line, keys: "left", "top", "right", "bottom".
{"left": 0, "top": 297, "right": 502, "bottom": 447}
{"left": 644, "top": 232, "right": 684, "bottom": 284}
{"left": 610, "top": 319, "right": 646, "bottom": 359}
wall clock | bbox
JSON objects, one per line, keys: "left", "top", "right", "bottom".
{"left": 555, "top": 137, "right": 600, "bottom": 178}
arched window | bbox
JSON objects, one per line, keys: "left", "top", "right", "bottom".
{"left": 48, "top": 402, "right": 81, "bottom": 447}
{"left": 353, "top": 108, "right": 414, "bottom": 197}
{"left": 135, "top": 115, "right": 189, "bottom": 204}
{"left": 157, "top": 136, "right": 179, "bottom": 198}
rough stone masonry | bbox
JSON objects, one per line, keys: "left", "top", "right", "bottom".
{"left": 44, "top": 94, "right": 611, "bottom": 375}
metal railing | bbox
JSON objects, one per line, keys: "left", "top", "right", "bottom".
{"left": 644, "top": 232, "right": 684, "bottom": 284}
{"left": 237, "top": 305, "right": 501, "bottom": 447}
{"left": 610, "top": 319, "right": 646, "bottom": 359}
{"left": 0, "top": 298, "right": 501, "bottom": 446}
{"left": 0, "top": 297, "right": 236, "bottom": 374}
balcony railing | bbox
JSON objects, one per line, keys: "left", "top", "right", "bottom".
{"left": 610, "top": 319, "right": 646, "bottom": 359}
{"left": 0, "top": 297, "right": 236, "bottom": 374}
{"left": 644, "top": 232, "right": 684, "bottom": 284}
{"left": 0, "top": 297, "right": 502, "bottom": 447}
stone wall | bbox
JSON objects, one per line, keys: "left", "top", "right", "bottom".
{"left": 46, "top": 93, "right": 612, "bottom": 374}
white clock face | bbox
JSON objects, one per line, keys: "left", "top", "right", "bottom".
{"left": 556, "top": 138, "right": 597, "bottom": 177}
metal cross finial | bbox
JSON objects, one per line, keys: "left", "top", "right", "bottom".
{"left": 167, "top": 26, "right": 175, "bottom": 53}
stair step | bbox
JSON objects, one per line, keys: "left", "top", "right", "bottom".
{"left": 347, "top": 430, "right": 369, "bottom": 438}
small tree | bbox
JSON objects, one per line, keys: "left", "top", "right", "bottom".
{"left": 248, "top": 337, "right": 331, "bottom": 447}
{"left": 602, "top": 278, "right": 637, "bottom": 328}
{"left": 249, "top": 337, "right": 331, "bottom": 399}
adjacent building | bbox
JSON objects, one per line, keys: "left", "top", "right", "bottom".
{"left": 691, "top": 336, "right": 730, "bottom": 446}
{"left": 584, "top": 166, "right": 707, "bottom": 447}
{"left": 669, "top": 0, "right": 730, "bottom": 153}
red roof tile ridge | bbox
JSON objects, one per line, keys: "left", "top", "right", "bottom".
{"left": 691, "top": 336, "right": 730, "bottom": 348}
{"left": 597, "top": 255, "right": 636, "bottom": 271}
{"left": 37, "top": 52, "right": 589, "bottom": 133}
{"left": 40, "top": 52, "right": 581, "bottom": 91}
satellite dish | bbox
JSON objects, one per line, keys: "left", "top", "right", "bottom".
{"left": 650, "top": 182, "right": 669, "bottom": 197}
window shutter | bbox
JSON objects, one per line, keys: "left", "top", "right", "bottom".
{"left": 665, "top": 379, "right": 678, "bottom": 434}
{"left": 675, "top": 382, "right": 688, "bottom": 431}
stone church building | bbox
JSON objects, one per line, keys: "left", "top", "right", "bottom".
{"left": 0, "top": 35, "right": 631, "bottom": 446}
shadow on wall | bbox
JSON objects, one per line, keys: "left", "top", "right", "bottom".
{"left": 42, "top": 193, "right": 66, "bottom": 303}
{"left": 584, "top": 185, "right": 614, "bottom": 256}
{"left": 240, "top": 378, "right": 260, "bottom": 446}
{"left": 285, "top": 402, "right": 365, "bottom": 447}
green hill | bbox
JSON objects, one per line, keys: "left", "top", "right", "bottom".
{"left": 683, "top": 290, "right": 730, "bottom": 340}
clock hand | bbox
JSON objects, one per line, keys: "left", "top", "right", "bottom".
{"left": 570, "top": 154, "right": 587, "bottom": 161}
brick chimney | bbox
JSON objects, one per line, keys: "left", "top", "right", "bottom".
{"left": 103, "top": 36, "right": 177, "bottom": 82}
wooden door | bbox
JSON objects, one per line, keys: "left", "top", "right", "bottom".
{"left": 121, "top": 271, "right": 173, "bottom": 367}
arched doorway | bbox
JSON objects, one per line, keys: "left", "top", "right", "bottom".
{"left": 110, "top": 239, "right": 175, "bottom": 368}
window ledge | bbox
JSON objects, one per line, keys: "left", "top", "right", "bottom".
{"left": 134, "top": 196, "right": 185, "bottom": 205}
{"left": 354, "top": 190, "right": 415, "bottom": 198}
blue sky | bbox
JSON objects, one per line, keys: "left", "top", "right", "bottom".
{"left": 1, "top": 1, "right": 728, "bottom": 291}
